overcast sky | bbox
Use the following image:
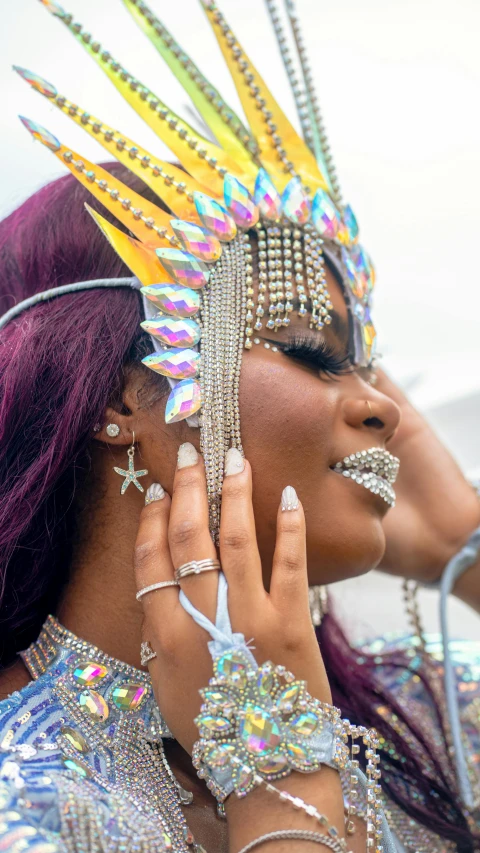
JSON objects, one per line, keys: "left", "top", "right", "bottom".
{"left": 2, "top": 0, "right": 480, "bottom": 412}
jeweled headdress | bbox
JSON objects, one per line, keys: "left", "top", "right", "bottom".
{"left": 14, "top": 0, "right": 377, "bottom": 536}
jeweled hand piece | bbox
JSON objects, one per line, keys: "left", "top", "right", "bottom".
{"left": 192, "top": 649, "right": 348, "bottom": 801}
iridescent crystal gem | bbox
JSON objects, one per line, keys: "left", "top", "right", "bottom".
{"left": 215, "top": 651, "right": 247, "bottom": 689}
{"left": 223, "top": 174, "right": 259, "bottom": 229}
{"left": 61, "top": 726, "right": 89, "bottom": 754}
{"left": 203, "top": 689, "right": 235, "bottom": 710}
{"left": 14, "top": 67, "right": 57, "bottom": 97}
{"left": 20, "top": 117, "right": 61, "bottom": 151}
{"left": 165, "top": 378, "right": 201, "bottom": 423}
{"left": 193, "top": 192, "right": 237, "bottom": 241}
{"left": 277, "top": 683, "right": 301, "bottom": 713}
{"left": 140, "top": 284, "right": 200, "bottom": 318}
{"left": 72, "top": 661, "right": 108, "bottom": 686}
{"left": 196, "top": 714, "right": 231, "bottom": 734}
{"left": 170, "top": 219, "right": 221, "bottom": 262}
{"left": 63, "top": 758, "right": 90, "bottom": 777}
{"left": 156, "top": 248, "right": 210, "bottom": 289}
{"left": 343, "top": 204, "right": 359, "bottom": 242}
{"left": 281, "top": 177, "right": 311, "bottom": 225}
{"left": 183, "top": 827, "right": 194, "bottom": 845}
{"left": 141, "top": 315, "right": 201, "bottom": 348}
{"left": 239, "top": 705, "right": 281, "bottom": 755}
{"left": 142, "top": 348, "right": 200, "bottom": 380}
{"left": 341, "top": 248, "right": 366, "bottom": 301}
{"left": 311, "top": 188, "right": 341, "bottom": 239}
{"left": 79, "top": 690, "right": 109, "bottom": 721}
{"left": 205, "top": 743, "right": 235, "bottom": 768}
{"left": 253, "top": 168, "right": 282, "bottom": 221}
{"left": 257, "top": 669, "right": 275, "bottom": 696}
{"left": 286, "top": 742, "right": 311, "bottom": 765}
{"left": 351, "top": 244, "right": 374, "bottom": 294}
{"left": 353, "top": 302, "right": 365, "bottom": 322}
{"left": 290, "top": 712, "right": 319, "bottom": 737}
{"left": 234, "top": 764, "right": 255, "bottom": 791}
{"left": 257, "top": 752, "right": 289, "bottom": 775}
{"left": 111, "top": 683, "right": 147, "bottom": 712}
{"left": 162, "top": 831, "right": 173, "bottom": 851}
{"left": 362, "top": 308, "right": 377, "bottom": 362}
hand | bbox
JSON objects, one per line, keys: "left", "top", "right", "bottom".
{"left": 133, "top": 444, "right": 331, "bottom": 754}
{"left": 376, "top": 370, "right": 480, "bottom": 583}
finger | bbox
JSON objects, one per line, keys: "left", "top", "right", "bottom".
{"left": 219, "top": 450, "right": 263, "bottom": 601}
{"left": 269, "top": 485, "right": 309, "bottom": 617}
{"left": 168, "top": 442, "right": 218, "bottom": 621}
{"left": 134, "top": 484, "right": 179, "bottom": 623}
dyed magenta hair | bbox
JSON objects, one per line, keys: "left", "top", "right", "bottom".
{"left": 0, "top": 164, "right": 476, "bottom": 850}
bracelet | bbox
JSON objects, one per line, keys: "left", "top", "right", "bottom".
{"left": 236, "top": 829, "right": 348, "bottom": 853}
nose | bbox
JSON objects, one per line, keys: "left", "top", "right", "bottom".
{"left": 341, "top": 390, "right": 401, "bottom": 444}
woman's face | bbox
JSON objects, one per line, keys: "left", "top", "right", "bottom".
{"left": 135, "top": 266, "right": 401, "bottom": 588}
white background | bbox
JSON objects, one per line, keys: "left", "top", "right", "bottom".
{"left": 1, "top": 0, "right": 479, "bottom": 639}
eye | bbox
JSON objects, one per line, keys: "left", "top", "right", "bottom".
{"left": 274, "top": 334, "right": 353, "bottom": 378}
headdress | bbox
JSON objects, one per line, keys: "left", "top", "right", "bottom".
{"left": 12, "top": 0, "right": 377, "bottom": 537}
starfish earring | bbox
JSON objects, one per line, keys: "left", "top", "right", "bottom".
{"left": 113, "top": 432, "right": 148, "bottom": 495}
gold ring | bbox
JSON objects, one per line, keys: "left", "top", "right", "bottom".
{"left": 366, "top": 400, "right": 374, "bottom": 419}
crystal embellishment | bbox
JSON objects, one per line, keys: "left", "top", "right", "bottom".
{"left": 281, "top": 177, "right": 311, "bottom": 225}
{"left": 79, "top": 689, "right": 109, "bottom": 721}
{"left": 290, "top": 712, "right": 319, "bottom": 737}
{"left": 142, "top": 348, "right": 200, "bottom": 380}
{"left": 253, "top": 168, "right": 282, "bottom": 221}
{"left": 216, "top": 651, "right": 248, "bottom": 689}
{"left": 343, "top": 204, "right": 359, "bottom": 242}
{"left": 311, "top": 188, "right": 341, "bottom": 239}
{"left": 165, "top": 378, "right": 201, "bottom": 423}
{"left": 20, "top": 117, "right": 61, "bottom": 152}
{"left": 140, "top": 284, "right": 200, "bottom": 318}
{"left": 223, "top": 174, "right": 259, "bottom": 229}
{"left": 14, "top": 66, "right": 57, "bottom": 98}
{"left": 239, "top": 705, "right": 281, "bottom": 755}
{"left": 362, "top": 307, "right": 377, "bottom": 362}
{"left": 156, "top": 248, "right": 210, "bottom": 289}
{"left": 61, "top": 726, "right": 89, "bottom": 754}
{"left": 193, "top": 192, "right": 237, "bottom": 242}
{"left": 141, "top": 315, "right": 201, "bottom": 348}
{"left": 196, "top": 715, "right": 231, "bottom": 734}
{"left": 112, "top": 683, "right": 148, "bottom": 712}
{"left": 72, "top": 661, "right": 108, "bottom": 686}
{"left": 342, "top": 248, "right": 366, "bottom": 301}
{"left": 170, "top": 219, "right": 221, "bottom": 262}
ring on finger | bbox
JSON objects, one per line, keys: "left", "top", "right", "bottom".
{"left": 140, "top": 641, "right": 157, "bottom": 666}
{"left": 175, "top": 558, "right": 221, "bottom": 582}
{"left": 136, "top": 580, "right": 179, "bottom": 601}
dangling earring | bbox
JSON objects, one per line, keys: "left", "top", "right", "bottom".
{"left": 309, "top": 585, "right": 328, "bottom": 627}
{"left": 113, "top": 431, "right": 148, "bottom": 495}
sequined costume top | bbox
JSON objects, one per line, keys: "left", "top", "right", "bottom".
{"left": 0, "top": 617, "right": 479, "bottom": 853}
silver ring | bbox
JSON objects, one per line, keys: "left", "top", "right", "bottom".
{"left": 140, "top": 641, "right": 157, "bottom": 666}
{"left": 174, "top": 558, "right": 221, "bottom": 582}
{"left": 136, "top": 580, "right": 179, "bottom": 601}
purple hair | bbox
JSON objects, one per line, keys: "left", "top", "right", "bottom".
{"left": 0, "top": 164, "right": 476, "bottom": 850}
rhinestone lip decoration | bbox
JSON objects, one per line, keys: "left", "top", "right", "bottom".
{"left": 170, "top": 219, "right": 222, "bottom": 263}
{"left": 140, "top": 283, "right": 200, "bottom": 318}
{"left": 330, "top": 447, "right": 399, "bottom": 508}
{"left": 191, "top": 649, "right": 345, "bottom": 802}
{"left": 155, "top": 247, "right": 210, "bottom": 290}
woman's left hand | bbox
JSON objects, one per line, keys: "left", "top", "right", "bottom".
{"left": 375, "top": 369, "right": 480, "bottom": 583}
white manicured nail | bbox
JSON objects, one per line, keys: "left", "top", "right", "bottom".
{"left": 225, "top": 447, "right": 245, "bottom": 476}
{"left": 145, "top": 483, "right": 166, "bottom": 505}
{"left": 281, "top": 485, "right": 299, "bottom": 511}
{"left": 177, "top": 442, "right": 198, "bottom": 469}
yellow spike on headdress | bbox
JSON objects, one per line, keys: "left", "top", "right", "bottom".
{"left": 120, "top": 0, "right": 259, "bottom": 175}
{"left": 14, "top": 67, "right": 212, "bottom": 223}
{"left": 201, "top": 1, "right": 330, "bottom": 195}
{"left": 38, "top": 2, "right": 254, "bottom": 194}
{"left": 19, "top": 117, "right": 175, "bottom": 249}
{"left": 86, "top": 205, "right": 170, "bottom": 286}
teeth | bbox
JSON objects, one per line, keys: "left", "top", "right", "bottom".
{"left": 332, "top": 447, "right": 399, "bottom": 508}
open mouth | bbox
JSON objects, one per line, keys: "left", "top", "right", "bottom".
{"left": 330, "top": 447, "right": 399, "bottom": 507}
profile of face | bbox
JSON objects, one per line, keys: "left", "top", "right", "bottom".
{"left": 105, "top": 264, "right": 401, "bottom": 589}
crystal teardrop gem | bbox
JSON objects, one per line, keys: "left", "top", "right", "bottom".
{"left": 141, "top": 284, "right": 200, "bottom": 318}
{"left": 281, "top": 177, "right": 311, "bottom": 225}
{"left": 141, "top": 315, "right": 201, "bottom": 348}
{"left": 253, "top": 168, "right": 282, "bottom": 221}
{"left": 61, "top": 726, "right": 89, "bottom": 754}
{"left": 63, "top": 757, "right": 91, "bottom": 777}
{"left": 19, "top": 117, "right": 61, "bottom": 151}
{"left": 257, "top": 752, "right": 289, "bottom": 776}
{"left": 277, "top": 683, "right": 301, "bottom": 713}
{"left": 223, "top": 174, "right": 259, "bottom": 229}
{"left": 311, "top": 188, "right": 341, "bottom": 239}
{"left": 156, "top": 248, "right": 210, "bottom": 290}
{"left": 257, "top": 669, "right": 275, "bottom": 696}
{"left": 290, "top": 712, "right": 320, "bottom": 737}
{"left": 239, "top": 705, "right": 282, "bottom": 755}
{"left": 215, "top": 651, "right": 248, "bottom": 689}
{"left": 195, "top": 714, "right": 231, "bottom": 734}
{"left": 170, "top": 219, "right": 221, "bottom": 262}
{"left": 341, "top": 248, "right": 366, "bottom": 301}
{"left": 234, "top": 764, "right": 255, "bottom": 792}
{"left": 14, "top": 67, "right": 57, "bottom": 97}
{"left": 79, "top": 689, "right": 109, "bottom": 721}
{"left": 286, "top": 742, "right": 312, "bottom": 766}
{"left": 165, "top": 378, "right": 202, "bottom": 424}
{"left": 142, "top": 348, "right": 200, "bottom": 380}
{"left": 362, "top": 308, "right": 377, "bottom": 362}
{"left": 351, "top": 244, "right": 374, "bottom": 294}
{"left": 202, "top": 689, "right": 235, "bottom": 710}
{"left": 343, "top": 204, "right": 359, "bottom": 242}
{"left": 193, "top": 192, "right": 237, "bottom": 242}
{"left": 111, "top": 683, "right": 148, "bottom": 712}
{"left": 72, "top": 661, "right": 108, "bottom": 687}
{"left": 204, "top": 743, "right": 235, "bottom": 768}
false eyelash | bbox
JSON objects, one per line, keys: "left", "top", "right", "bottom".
{"left": 275, "top": 334, "right": 353, "bottom": 377}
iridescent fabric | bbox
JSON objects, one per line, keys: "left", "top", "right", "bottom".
{"left": 0, "top": 618, "right": 479, "bottom": 852}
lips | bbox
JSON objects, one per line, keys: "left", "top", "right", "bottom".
{"left": 330, "top": 447, "right": 399, "bottom": 507}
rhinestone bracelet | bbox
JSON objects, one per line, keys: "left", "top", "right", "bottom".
{"left": 236, "top": 828, "right": 348, "bottom": 853}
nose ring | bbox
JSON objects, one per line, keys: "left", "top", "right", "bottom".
{"left": 366, "top": 400, "right": 374, "bottom": 419}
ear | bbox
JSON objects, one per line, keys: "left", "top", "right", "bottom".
{"left": 93, "top": 366, "right": 151, "bottom": 447}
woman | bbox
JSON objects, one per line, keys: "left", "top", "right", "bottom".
{"left": 1, "top": 1, "right": 480, "bottom": 851}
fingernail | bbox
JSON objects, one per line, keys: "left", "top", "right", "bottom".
{"left": 225, "top": 447, "right": 245, "bottom": 476}
{"left": 177, "top": 442, "right": 198, "bottom": 469}
{"left": 145, "top": 483, "right": 166, "bottom": 505}
{"left": 281, "top": 485, "right": 299, "bottom": 511}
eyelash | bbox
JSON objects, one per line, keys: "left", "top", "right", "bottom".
{"left": 275, "top": 335, "right": 353, "bottom": 378}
